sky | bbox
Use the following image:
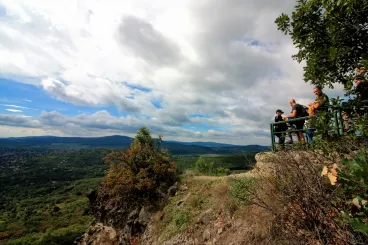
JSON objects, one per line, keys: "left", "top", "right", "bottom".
{"left": 0, "top": 0, "right": 345, "bottom": 145}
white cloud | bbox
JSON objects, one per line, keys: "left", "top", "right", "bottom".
{"left": 6, "top": 109, "right": 23, "bottom": 113}
{"left": 0, "top": 0, "right": 346, "bottom": 144}
{"left": 2, "top": 104, "right": 30, "bottom": 109}
{"left": 0, "top": 111, "right": 271, "bottom": 144}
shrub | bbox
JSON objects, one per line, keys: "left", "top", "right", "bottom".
{"left": 194, "top": 157, "right": 214, "bottom": 175}
{"left": 228, "top": 177, "right": 255, "bottom": 206}
{"left": 172, "top": 209, "right": 190, "bottom": 230}
{"left": 334, "top": 150, "right": 368, "bottom": 237}
{"left": 239, "top": 148, "right": 367, "bottom": 245}
{"left": 194, "top": 157, "right": 230, "bottom": 176}
{"left": 90, "top": 127, "right": 178, "bottom": 227}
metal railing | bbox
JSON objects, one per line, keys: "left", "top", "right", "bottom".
{"left": 269, "top": 107, "right": 357, "bottom": 151}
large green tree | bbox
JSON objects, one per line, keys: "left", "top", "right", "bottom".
{"left": 275, "top": 0, "right": 368, "bottom": 88}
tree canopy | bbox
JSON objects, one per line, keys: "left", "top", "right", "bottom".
{"left": 275, "top": 0, "right": 368, "bottom": 88}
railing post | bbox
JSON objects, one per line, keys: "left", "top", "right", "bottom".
{"left": 270, "top": 123, "right": 276, "bottom": 151}
{"left": 333, "top": 110, "right": 339, "bottom": 135}
{"left": 338, "top": 108, "right": 344, "bottom": 135}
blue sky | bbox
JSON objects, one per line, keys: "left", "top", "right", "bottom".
{"left": 0, "top": 78, "right": 122, "bottom": 117}
{"left": 0, "top": 0, "right": 346, "bottom": 144}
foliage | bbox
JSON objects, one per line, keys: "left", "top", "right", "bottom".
{"left": 237, "top": 149, "right": 367, "bottom": 244}
{"left": 5, "top": 224, "right": 86, "bottom": 245}
{"left": 275, "top": 0, "right": 368, "bottom": 88}
{"left": 336, "top": 150, "right": 368, "bottom": 236}
{"left": 94, "top": 127, "right": 178, "bottom": 225}
{"left": 172, "top": 154, "right": 256, "bottom": 172}
{"left": 0, "top": 148, "right": 109, "bottom": 244}
{"left": 193, "top": 156, "right": 231, "bottom": 176}
{"left": 171, "top": 208, "right": 190, "bottom": 231}
{"left": 228, "top": 177, "right": 256, "bottom": 205}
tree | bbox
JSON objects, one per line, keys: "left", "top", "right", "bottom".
{"left": 89, "top": 127, "right": 177, "bottom": 228}
{"left": 194, "top": 157, "right": 214, "bottom": 175}
{"left": 275, "top": 0, "right": 368, "bottom": 88}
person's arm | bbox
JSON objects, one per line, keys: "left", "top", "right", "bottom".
{"left": 317, "top": 96, "right": 327, "bottom": 107}
{"left": 283, "top": 110, "right": 296, "bottom": 119}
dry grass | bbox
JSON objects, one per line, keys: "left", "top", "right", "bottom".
{"left": 233, "top": 150, "right": 362, "bottom": 245}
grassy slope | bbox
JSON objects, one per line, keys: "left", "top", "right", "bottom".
{"left": 144, "top": 173, "right": 271, "bottom": 245}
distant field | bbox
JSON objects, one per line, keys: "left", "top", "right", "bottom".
{"left": 0, "top": 148, "right": 110, "bottom": 245}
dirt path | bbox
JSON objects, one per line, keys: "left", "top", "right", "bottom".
{"left": 191, "top": 170, "right": 257, "bottom": 181}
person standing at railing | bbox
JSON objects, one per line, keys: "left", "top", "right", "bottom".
{"left": 274, "top": 109, "right": 288, "bottom": 148}
{"left": 283, "top": 99, "right": 307, "bottom": 145}
{"left": 308, "top": 86, "right": 329, "bottom": 115}
{"left": 307, "top": 86, "right": 330, "bottom": 141}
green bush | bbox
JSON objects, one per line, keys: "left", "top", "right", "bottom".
{"left": 228, "top": 177, "right": 256, "bottom": 205}
{"left": 194, "top": 157, "right": 230, "bottom": 176}
{"left": 172, "top": 209, "right": 190, "bottom": 230}
{"left": 194, "top": 157, "right": 214, "bottom": 174}
{"left": 337, "top": 150, "right": 368, "bottom": 236}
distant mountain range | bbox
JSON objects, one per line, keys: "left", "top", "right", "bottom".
{"left": 0, "top": 135, "right": 269, "bottom": 154}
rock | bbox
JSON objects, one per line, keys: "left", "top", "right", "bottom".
{"left": 196, "top": 209, "right": 215, "bottom": 225}
{"left": 168, "top": 185, "right": 178, "bottom": 196}
{"left": 128, "top": 209, "right": 139, "bottom": 221}
{"left": 217, "top": 227, "right": 224, "bottom": 235}
{"left": 203, "top": 229, "right": 211, "bottom": 241}
{"left": 162, "top": 233, "right": 195, "bottom": 245}
{"left": 138, "top": 207, "right": 150, "bottom": 226}
{"left": 122, "top": 225, "right": 131, "bottom": 234}
{"left": 78, "top": 223, "right": 120, "bottom": 245}
{"left": 177, "top": 200, "right": 184, "bottom": 206}
{"left": 180, "top": 184, "right": 189, "bottom": 191}
{"left": 255, "top": 152, "right": 277, "bottom": 163}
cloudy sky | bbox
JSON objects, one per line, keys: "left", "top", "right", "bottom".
{"left": 0, "top": 0, "right": 344, "bottom": 145}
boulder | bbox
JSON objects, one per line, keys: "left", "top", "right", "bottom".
{"left": 138, "top": 207, "right": 150, "bottom": 226}
{"left": 202, "top": 229, "right": 211, "bottom": 241}
{"left": 168, "top": 185, "right": 178, "bottom": 196}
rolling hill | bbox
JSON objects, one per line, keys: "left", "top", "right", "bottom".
{"left": 0, "top": 135, "right": 269, "bottom": 154}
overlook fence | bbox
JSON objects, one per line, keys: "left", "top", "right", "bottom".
{"left": 270, "top": 104, "right": 368, "bottom": 151}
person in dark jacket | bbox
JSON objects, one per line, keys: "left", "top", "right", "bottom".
{"left": 283, "top": 99, "right": 307, "bottom": 145}
{"left": 274, "top": 109, "right": 288, "bottom": 146}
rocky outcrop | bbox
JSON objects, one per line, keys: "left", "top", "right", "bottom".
{"left": 78, "top": 205, "right": 154, "bottom": 245}
{"left": 78, "top": 223, "right": 122, "bottom": 245}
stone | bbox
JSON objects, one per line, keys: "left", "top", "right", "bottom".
{"left": 217, "top": 227, "right": 224, "bottom": 235}
{"left": 128, "top": 209, "right": 139, "bottom": 221}
{"left": 138, "top": 207, "right": 150, "bottom": 226}
{"left": 168, "top": 185, "right": 178, "bottom": 196}
{"left": 196, "top": 209, "right": 215, "bottom": 225}
{"left": 180, "top": 184, "right": 189, "bottom": 191}
{"left": 203, "top": 229, "right": 211, "bottom": 241}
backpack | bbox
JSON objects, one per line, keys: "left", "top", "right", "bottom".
{"left": 296, "top": 104, "right": 309, "bottom": 117}
{"left": 301, "top": 105, "right": 309, "bottom": 117}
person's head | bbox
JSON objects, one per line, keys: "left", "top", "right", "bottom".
{"left": 313, "top": 86, "right": 323, "bottom": 96}
{"left": 289, "top": 99, "right": 296, "bottom": 107}
{"left": 276, "top": 109, "right": 284, "bottom": 116}
{"left": 354, "top": 75, "right": 363, "bottom": 85}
